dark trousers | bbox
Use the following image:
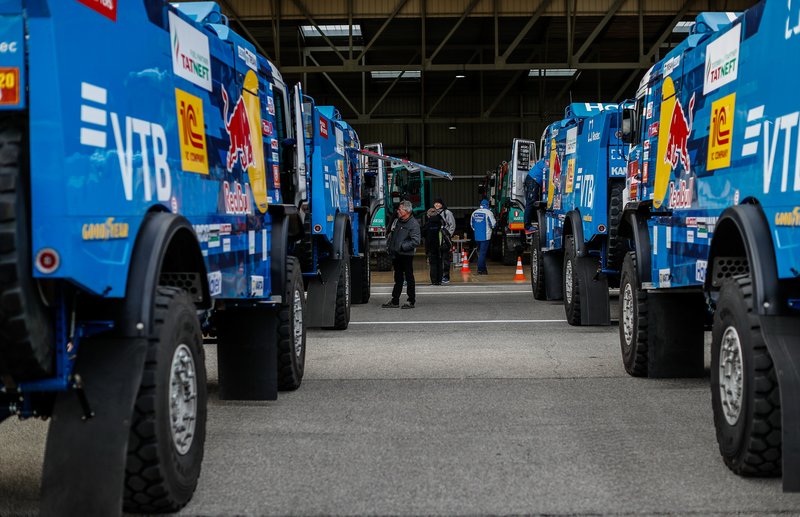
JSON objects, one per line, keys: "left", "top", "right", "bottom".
{"left": 427, "top": 250, "right": 442, "bottom": 284}
{"left": 441, "top": 246, "right": 451, "bottom": 280}
{"left": 391, "top": 255, "right": 416, "bottom": 304}
{"left": 477, "top": 240, "right": 491, "bottom": 272}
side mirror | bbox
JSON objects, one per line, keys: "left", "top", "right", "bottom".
{"left": 621, "top": 109, "right": 635, "bottom": 144}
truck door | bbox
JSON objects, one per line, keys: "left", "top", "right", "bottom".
{"left": 291, "top": 83, "right": 308, "bottom": 206}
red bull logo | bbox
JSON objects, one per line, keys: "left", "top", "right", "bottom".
{"left": 222, "top": 88, "right": 255, "bottom": 173}
{"left": 664, "top": 93, "right": 695, "bottom": 175}
{"left": 223, "top": 181, "right": 252, "bottom": 215}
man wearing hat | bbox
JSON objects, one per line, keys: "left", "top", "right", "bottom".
{"left": 470, "top": 199, "right": 496, "bottom": 275}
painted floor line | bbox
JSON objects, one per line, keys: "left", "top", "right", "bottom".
{"left": 349, "top": 319, "right": 566, "bottom": 325}
{"left": 370, "top": 290, "right": 530, "bottom": 295}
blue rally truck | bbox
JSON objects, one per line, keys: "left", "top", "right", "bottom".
{"left": 618, "top": 2, "right": 800, "bottom": 491}
{"left": 531, "top": 103, "right": 627, "bottom": 326}
{"left": 0, "top": 1, "right": 312, "bottom": 513}
{"left": 293, "top": 101, "right": 370, "bottom": 330}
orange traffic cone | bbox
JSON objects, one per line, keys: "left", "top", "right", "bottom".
{"left": 513, "top": 256, "right": 525, "bottom": 282}
{"left": 461, "top": 249, "right": 471, "bottom": 272}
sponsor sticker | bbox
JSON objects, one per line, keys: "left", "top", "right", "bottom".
{"left": 208, "top": 224, "right": 221, "bottom": 248}
{"left": 250, "top": 275, "right": 264, "bottom": 297}
{"left": 175, "top": 88, "right": 209, "bottom": 174}
{"left": 320, "top": 117, "right": 328, "bottom": 139}
{"left": 663, "top": 54, "right": 681, "bottom": 76}
{"left": 565, "top": 159, "right": 576, "bottom": 194}
{"left": 208, "top": 271, "right": 222, "bottom": 296}
{"left": 646, "top": 101, "right": 653, "bottom": 119}
{"left": 648, "top": 122, "right": 658, "bottom": 138}
{"left": 271, "top": 138, "right": 279, "bottom": 150}
{"left": 77, "top": 0, "right": 117, "bottom": 21}
{"left": 267, "top": 96, "right": 275, "bottom": 116}
{"left": 272, "top": 164, "right": 281, "bottom": 187}
{"left": 237, "top": 46, "right": 257, "bottom": 70}
{"left": 704, "top": 24, "right": 740, "bottom": 94}
{"left": 566, "top": 127, "right": 577, "bottom": 154}
{"left": 222, "top": 181, "right": 253, "bottom": 215}
{"left": 82, "top": 217, "right": 129, "bottom": 241}
{"left": 223, "top": 238, "right": 231, "bottom": 253}
{"left": 708, "top": 93, "right": 735, "bottom": 170}
{"left": 0, "top": 67, "right": 19, "bottom": 105}
{"left": 687, "top": 229, "right": 695, "bottom": 243}
{"left": 775, "top": 207, "right": 800, "bottom": 226}
{"left": 262, "top": 119, "right": 273, "bottom": 136}
{"left": 169, "top": 11, "right": 212, "bottom": 91}
{"left": 248, "top": 230, "right": 256, "bottom": 255}
{"left": 658, "top": 268, "right": 671, "bottom": 288}
{"left": 668, "top": 178, "right": 694, "bottom": 209}
{"left": 696, "top": 259, "right": 708, "bottom": 283}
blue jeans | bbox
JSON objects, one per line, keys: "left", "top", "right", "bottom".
{"left": 477, "top": 240, "right": 490, "bottom": 272}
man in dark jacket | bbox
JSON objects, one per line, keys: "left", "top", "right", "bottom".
{"left": 433, "top": 197, "right": 455, "bottom": 283}
{"left": 383, "top": 200, "right": 421, "bottom": 309}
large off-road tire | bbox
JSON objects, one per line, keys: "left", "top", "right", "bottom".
{"left": 501, "top": 236, "right": 516, "bottom": 266}
{"left": 711, "top": 276, "right": 781, "bottom": 477}
{"left": 277, "top": 257, "right": 306, "bottom": 391}
{"left": 375, "top": 252, "right": 392, "bottom": 271}
{"left": 124, "top": 287, "right": 207, "bottom": 513}
{"left": 606, "top": 180, "right": 626, "bottom": 279}
{"left": 357, "top": 246, "right": 371, "bottom": 303}
{"left": 530, "top": 231, "right": 546, "bottom": 300}
{"left": 563, "top": 236, "right": 581, "bottom": 326}
{"left": 327, "top": 245, "right": 351, "bottom": 330}
{"left": 0, "top": 121, "right": 54, "bottom": 381}
{"left": 619, "top": 252, "right": 648, "bottom": 376}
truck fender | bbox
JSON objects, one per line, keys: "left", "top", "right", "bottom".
{"left": 123, "top": 211, "right": 209, "bottom": 338}
{"left": 333, "top": 212, "right": 352, "bottom": 259}
{"left": 620, "top": 208, "right": 652, "bottom": 285}
{"left": 269, "top": 204, "right": 300, "bottom": 302}
{"left": 706, "top": 203, "right": 780, "bottom": 316}
{"left": 563, "top": 210, "right": 587, "bottom": 257}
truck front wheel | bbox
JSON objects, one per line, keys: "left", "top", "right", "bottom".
{"left": 563, "top": 236, "right": 581, "bottom": 325}
{"left": 711, "top": 276, "right": 781, "bottom": 477}
{"left": 619, "top": 252, "right": 648, "bottom": 376}
{"left": 375, "top": 252, "right": 392, "bottom": 271}
{"left": 530, "top": 231, "right": 546, "bottom": 300}
{"left": 277, "top": 257, "right": 306, "bottom": 391}
{"left": 328, "top": 245, "right": 351, "bottom": 330}
{"left": 124, "top": 286, "right": 207, "bottom": 513}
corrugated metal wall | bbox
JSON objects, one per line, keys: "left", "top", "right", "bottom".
{"left": 230, "top": 0, "right": 757, "bottom": 19}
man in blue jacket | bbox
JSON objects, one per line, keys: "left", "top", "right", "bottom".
{"left": 524, "top": 158, "right": 545, "bottom": 230}
{"left": 470, "top": 199, "right": 496, "bottom": 275}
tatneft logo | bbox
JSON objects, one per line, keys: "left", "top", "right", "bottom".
{"left": 79, "top": 82, "right": 172, "bottom": 203}
{"left": 703, "top": 24, "right": 740, "bottom": 95}
{"left": 77, "top": 0, "right": 117, "bottom": 21}
{"left": 742, "top": 105, "right": 800, "bottom": 194}
{"left": 169, "top": 11, "right": 211, "bottom": 92}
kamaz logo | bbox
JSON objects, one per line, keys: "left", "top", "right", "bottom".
{"left": 742, "top": 105, "right": 800, "bottom": 193}
{"left": 79, "top": 82, "right": 171, "bottom": 203}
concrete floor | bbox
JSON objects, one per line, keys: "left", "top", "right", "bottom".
{"left": 2, "top": 258, "right": 800, "bottom": 515}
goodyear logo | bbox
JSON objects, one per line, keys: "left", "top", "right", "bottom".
{"left": 775, "top": 207, "right": 800, "bottom": 227}
{"left": 175, "top": 88, "right": 209, "bottom": 174}
{"left": 708, "top": 93, "right": 735, "bottom": 171}
{"left": 82, "top": 217, "right": 129, "bottom": 241}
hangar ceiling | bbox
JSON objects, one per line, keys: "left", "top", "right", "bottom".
{"left": 217, "top": 0, "right": 758, "bottom": 124}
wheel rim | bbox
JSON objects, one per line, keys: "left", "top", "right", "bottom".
{"left": 169, "top": 344, "right": 197, "bottom": 456}
{"left": 293, "top": 287, "right": 303, "bottom": 357}
{"left": 622, "top": 283, "right": 634, "bottom": 346}
{"left": 719, "top": 325, "right": 744, "bottom": 426}
{"left": 565, "top": 258, "right": 573, "bottom": 305}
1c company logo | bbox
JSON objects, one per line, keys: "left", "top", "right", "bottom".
{"left": 707, "top": 93, "right": 735, "bottom": 171}
{"left": 175, "top": 88, "right": 209, "bottom": 174}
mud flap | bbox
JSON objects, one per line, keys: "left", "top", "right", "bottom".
{"left": 40, "top": 336, "right": 147, "bottom": 517}
{"left": 542, "top": 250, "right": 563, "bottom": 301}
{"left": 575, "top": 256, "right": 610, "bottom": 325}
{"left": 350, "top": 256, "right": 365, "bottom": 304}
{"left": 760, "top": 315, "right": 800, "bottom": 492}
{"left": 305, "top": 259, "right": 342, "bottom": 328}
{"left": 216, "top": 307, "right": 278, "bottom": 401}
{"left": 645, "top": 292, "right": 705, "bottom": 378}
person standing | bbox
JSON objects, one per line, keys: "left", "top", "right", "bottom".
{"left": 433, "top": 198, "right": 455, "bottom": 284}
{"left": 382, "top": 200, "right": 421, "bottom": 308}
{"left": 423, "top": 208, "right": 444, "bottom": 285}
{"left": 470, "top": 199, "right": 496, "bottom": 275}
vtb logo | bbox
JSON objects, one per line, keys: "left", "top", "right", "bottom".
{"left": 708, "top": 93, "right": 735, "bottom": 171}
{"left": 175, "top": 88, "right": 209, "bottom": 174}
